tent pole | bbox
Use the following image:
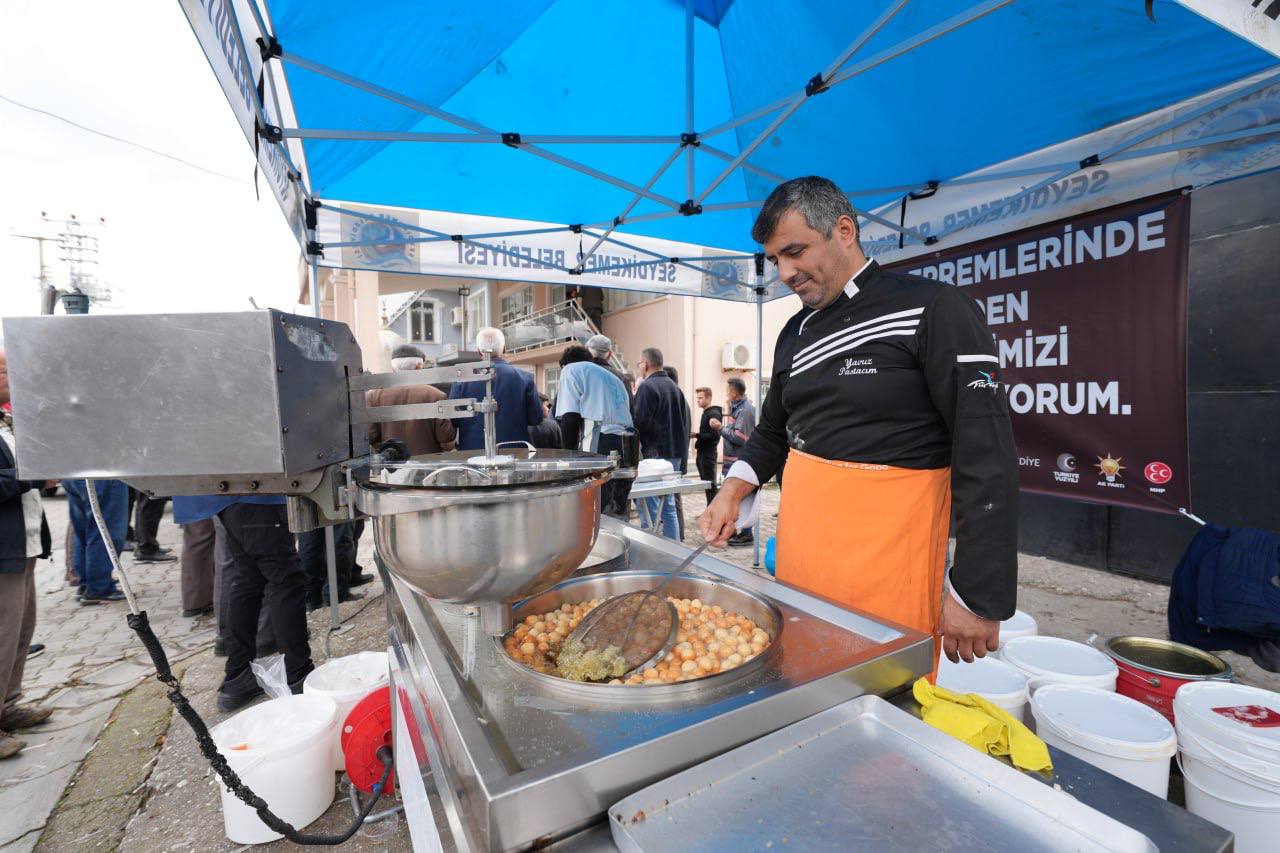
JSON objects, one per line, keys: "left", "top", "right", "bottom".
{"left": 694, "top": 0, "right": 911, "bottom": 204}
{"left": 281, "top": 50, "right": 682, "bottom": 210}
{"left": 580, "top": 228, "right": 753, "bottom": 290}
{"left": 753, "top": 287, "right": 764, "bottom": 569}
{"left": 577, "top": 145, "right": 685, "bottom": 270}
{"left": 307, "top": 250, "right": 342, "bottom": 652}
{"left": 827, "top": 0, "right": 1014, "bottom": 88}
{"left": 931, "top": 68, "right": 1280, "bottom": 245}
{"left": 685, "top": 0, "right": 695, "bottom": 200}
{"left": 280, "top": 128, "right": 678, "bottom": 144}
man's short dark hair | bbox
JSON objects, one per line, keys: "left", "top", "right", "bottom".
{"left": 641, "top": 347, "right": 664, "bottom": 368}
{"left": 751, "top": 176, "right": 858, "bottom": 245}
{"left": 538, "top": 393, "right": 550, "bottom": 404}
{"left": 727, "top": 376, "right": 747, "bottom": 396}
{"left": 695, "top": 386, "right": 712, "bottom": 396}
{"left": 662, "top": 366, "right": 679, "bottom": 384}
{"left": 559, "top": 344, "right": 594, "bottom": 367}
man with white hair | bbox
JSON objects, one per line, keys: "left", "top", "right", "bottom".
{"left": 448, "top": 327, "right": 542, "bottom": 451}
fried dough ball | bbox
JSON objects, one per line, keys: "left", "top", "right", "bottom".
{"left": 506, "top": 595, "right": 771, "bottom": 685}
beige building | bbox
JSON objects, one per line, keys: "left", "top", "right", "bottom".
{"left": 307, "top": 269, "right": 800, "bottom": 415}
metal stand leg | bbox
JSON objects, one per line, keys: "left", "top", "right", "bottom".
{"left": 347, "top": 780, "right": 406, "bottom": 825}
{"left": 323, "top": 526, "right": 344, "bottom": 658}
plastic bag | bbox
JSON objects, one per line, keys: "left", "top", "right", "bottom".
{"left": 250, "top": 653, "right": 292, "bottom": 699}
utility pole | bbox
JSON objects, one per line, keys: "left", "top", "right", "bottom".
{"left": 12, "top": 213, "right": 112, "bottom": 314}
{"left": 55, "top": 214, "right": 110, "bottom": 312}
{"left": 10, "top": 231, "right": 58, "bottom": 314}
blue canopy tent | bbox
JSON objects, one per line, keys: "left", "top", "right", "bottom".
{"left": 181, "top": 0, "right": 1279, "bottom": 581}
{"left": 181, "top": 0, "right": 1279, "bottom": 303}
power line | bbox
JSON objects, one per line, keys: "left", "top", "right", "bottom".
{"left": 0, "top": 92, "right": 252, "bottom": 185}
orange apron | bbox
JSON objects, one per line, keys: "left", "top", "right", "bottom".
{"left": 776, "top": 449, "right": 950, "bottom": 676}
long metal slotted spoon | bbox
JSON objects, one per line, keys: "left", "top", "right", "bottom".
{"left": 567, "top": 542, "right": 710, "bottom": 676}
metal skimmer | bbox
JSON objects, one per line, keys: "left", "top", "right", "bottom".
{"left": 566, "top": 542, "right": 709, "bottom": 677}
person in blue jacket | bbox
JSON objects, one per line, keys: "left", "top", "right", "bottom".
{"left": 448, "top": 327, "right": 542, "bottom": 452}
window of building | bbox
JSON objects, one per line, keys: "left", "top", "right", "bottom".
{"left": 500, "top": 285, "right": 534, "bottom": 324}
{"left": 408, "top": 298, "right": 438, "bottom": 343}
{"left": 465, "top": 286, "right": 489, "bottom": 345}
{"left": 544, "top": 364, "right": 561, "bottom": 401}
{"left": 604, "top": 288, "right": 660, "bottom": 314}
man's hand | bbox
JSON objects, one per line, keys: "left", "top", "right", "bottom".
{"left": 939, "top": 596, "right": 1000, "bottom": 663}
{"left": 699, "top": 478, "right": 754, "bottom": 546}
{"left": 708, "top": 418, "right": 722, "bottom": 430}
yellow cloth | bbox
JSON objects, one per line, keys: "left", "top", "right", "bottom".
{"left": 913, "top": 677, "right": 1053, "bottom": 773}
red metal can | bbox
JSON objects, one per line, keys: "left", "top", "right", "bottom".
{"left": 1103, "top": 636, "right": 1233, "bottom": 724}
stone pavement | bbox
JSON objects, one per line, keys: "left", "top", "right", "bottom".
{"left": 1, "top": 494, "right": 216, "bottom": 853}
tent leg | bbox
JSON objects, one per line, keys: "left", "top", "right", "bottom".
{"left": 307, "top": 250, "right": 344, "bottom": 653}
{"left": 753, "top": 295, "right": 763, "bottom": 570}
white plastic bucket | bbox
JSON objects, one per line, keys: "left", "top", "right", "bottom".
{"left": 1174, "top": 682, "right": 1280, "bottom": 852}
{"left": 1000, "top": 636, "right": 1118, "bottom": 694}
{"left": 998, "top": 609, "right": 1038, "bottom": 647}
{"left": 936, "top": 655, "right": 1030, "bottom": 723}
{"left": 304, "top": 651, "right": 390, "bottom": 771}
{"left": 1030, "top": 684, "right": 1177, "bottom": 798}
{"left": 211, "top": 694, "right": 339, "bottom": 844}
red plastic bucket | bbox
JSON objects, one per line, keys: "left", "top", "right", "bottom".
{"left": 1103, "top": 636, "right": 1233, "bottom": 724}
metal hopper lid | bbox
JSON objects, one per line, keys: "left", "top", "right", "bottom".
{"left": 366, "top": 447, "right": 614, "bottom": 490}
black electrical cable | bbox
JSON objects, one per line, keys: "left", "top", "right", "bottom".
{"left": 127, "top": 610, "right": 393, "bottom": 845}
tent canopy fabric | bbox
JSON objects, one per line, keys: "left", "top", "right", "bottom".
{"left": 185, "top": 0, "right": 1278, "bottom": 296}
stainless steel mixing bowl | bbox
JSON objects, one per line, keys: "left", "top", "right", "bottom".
{"left": 497, "top": 571, "right": 783, "bottom": 702}
{"left": 356, "top": 449, "right": 612, "bottom": 605}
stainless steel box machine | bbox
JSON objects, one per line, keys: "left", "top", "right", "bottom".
{"left": 2, "top": 311, "right": 934, "bottom": 851}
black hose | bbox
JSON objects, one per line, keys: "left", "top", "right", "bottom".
{"left": 127, "top": 611, "right": 393, "bottom": 845}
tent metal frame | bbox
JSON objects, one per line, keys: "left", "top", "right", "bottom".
{"left": 202, "top": 0, "right": 1280, "bottom": 577}
{"left": 226, "top": 0, "right": 1280, "bottom": 302}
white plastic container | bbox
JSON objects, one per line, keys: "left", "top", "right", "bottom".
{"left": 1030, "top": 684, "right": 1177, "bottom": 799}
{"left": 1175, "top": 682, "right": 1280, "bottom": 853}
{"left": 1000, "top": 636, "right": 1118, "bottom": 694}
{"left": 998, "top": 609, "right": 1038, "bottom": 647}
{"left": 304, "top": 651, "right": 390, "bottom": 770}
{"left": 211, "top": 694, "right": 339, "bottom": 844}
{"left": 936, "top": 655, "right": 1030, "bottom": 723}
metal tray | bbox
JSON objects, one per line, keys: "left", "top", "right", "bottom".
{"left": 609, "top": 695, "right": 1158, "bottom": 853}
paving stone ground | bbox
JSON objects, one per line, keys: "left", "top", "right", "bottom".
{"left": 10, "top": 487, "right": 1279, "bottom": 852}
{"left": 2, "top": 494, "right": 216, "bottom": 853}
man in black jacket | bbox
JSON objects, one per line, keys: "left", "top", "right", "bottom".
{"left": 699, "top": 176, "right": 1018, "bottom": 667}
{"left": 632, "top": 347, "right": 691, "bottom": 539}
{"left": 692, "top": 387, "right": 723, "bottom": 504}
{"left": 528, "top": 394, "right": 562, "bottom": 449}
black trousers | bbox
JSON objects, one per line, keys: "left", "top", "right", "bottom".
{"left": 134, "top": 494, "right": 168, "bottom": 552}
{"left": 218, "top": 504, "right": 311, "bottom": 682}
{"left": 696, "top": 450, "right": 719, "bottom": 504}
{"left": 298, "top": 522, "right": 356, "bottom": 603}
{"left": 597, "top": 433, "right": 634, "bottom": 519}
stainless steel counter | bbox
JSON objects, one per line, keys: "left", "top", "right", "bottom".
{"left": 384, "top": 516, "right": 934, "bottom": 851}
{"left": 385, "top": 520, "right": 1232, "bottom": 851}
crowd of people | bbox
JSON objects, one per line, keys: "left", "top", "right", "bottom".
{"left": 0, "top": 325, "right": 755, "bottom": 759}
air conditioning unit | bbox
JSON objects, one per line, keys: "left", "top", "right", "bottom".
{"left": 721, "top": 342, "right": 757, "bottom": 371}
{"left": 450, "top": 306, "right": 464, "bottom": 326}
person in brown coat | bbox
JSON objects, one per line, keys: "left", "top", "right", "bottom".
{"left": 365, "top": 345, "right": 457, "bottom": 456}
